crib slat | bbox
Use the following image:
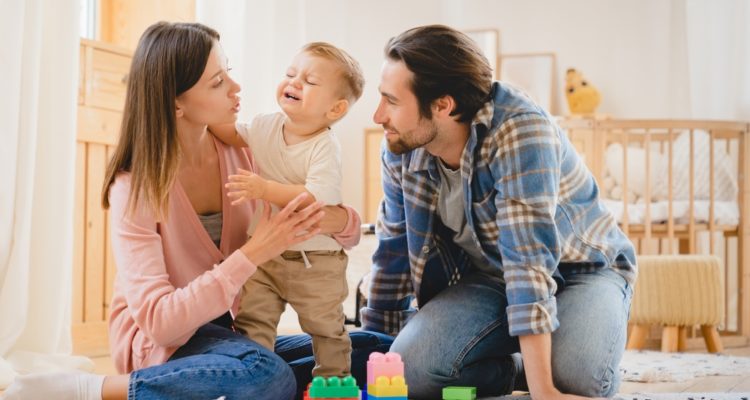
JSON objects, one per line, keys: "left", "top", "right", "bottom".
{"left": 709, "top": 130, "right": 715, "bottom": 254}
{"left": 739, "top": 124, "right": 750, "bottom": 336}
{"left": 667, "top": 128, "right": 675, "bottom": 254}
{"left": 644, "top": 129, "right": 653, "bottom": 253}
{"left": 621, "top": 128, "right": 630, "bottom": 236}
{"left": 688, "top": 129, "right": 696, "bottom": 254}
{"left": 725, "top": 238, "right": 730, "bottom": 330}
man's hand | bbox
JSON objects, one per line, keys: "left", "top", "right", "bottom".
{"left": 520, "top": 333, "right": 605, "bottom": 400}
{"left": 226, "top": 168, "right": 268, "bottom": 205}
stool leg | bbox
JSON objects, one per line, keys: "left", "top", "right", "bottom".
{"left": 661, "top": 326, "right": 680, "bottom": 352}
{"left": 677, "top": 326, "right": 688, "bottom": 351}
{"left": 627, "top": 324, "right": 649, "bottom": 350}
{"left": 700, "top": 325, "right": 724, "bottom": 353}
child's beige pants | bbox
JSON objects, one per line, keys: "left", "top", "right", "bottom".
{"left": 235, "top": 249, "right": 351, "bottom": 377}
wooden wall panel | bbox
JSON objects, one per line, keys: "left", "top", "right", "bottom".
{"left": 85, "top": 49, "right": 130, "bottom": 112}
{"left": 99, "top": 0, "right": 196, "bottom": 51}
{"left": 83, "top": 144, "right": 107, "bottom": 323}
{"left": 74, "top": 38, "right": 131, "bottom": 356}
{"left": 104, "top": 146, "right": 117, "bottom": 319}
{"left": 73, "top": 142, "right": 86, "bottom": 324}
{"left": 77, "top": 106, "right": 121, "bottom": 145}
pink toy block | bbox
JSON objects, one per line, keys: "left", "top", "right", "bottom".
{"left": 366, "top": 352, "right": 405, "bottom": 385}
{"left": 367, "top": 375, "right": 408, "bottom": 397}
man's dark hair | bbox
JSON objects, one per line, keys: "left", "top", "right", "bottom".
{"left": 384, "top": 25, "right": 493, "bottom": 122}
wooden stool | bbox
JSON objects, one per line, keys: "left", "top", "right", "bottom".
{"left": 626, "top": 255, "right": 724, "bottom": 353}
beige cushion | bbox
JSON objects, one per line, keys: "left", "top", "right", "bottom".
{"left": 630, "top": 255, "right": 723, "bottom": 326}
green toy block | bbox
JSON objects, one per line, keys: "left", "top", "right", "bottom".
{"left": 442, "top": 386, "right": 477, "bottom": 400}
{"left": 308, "top": 375, "right": 360, "bottom": 398}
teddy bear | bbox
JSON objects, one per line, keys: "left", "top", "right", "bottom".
{"left": 565, "top": 68, "right": 601, "bottom": 114}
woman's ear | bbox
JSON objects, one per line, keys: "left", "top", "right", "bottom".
{"left": 175, "top": 99, "right": 185, "bottom": 118}
{"left": 325, "top": 99, "right": 350, "bottom": 121}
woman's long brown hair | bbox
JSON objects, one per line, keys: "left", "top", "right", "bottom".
{"left": 101, "top": 22, "right": 219, "bottom": 219}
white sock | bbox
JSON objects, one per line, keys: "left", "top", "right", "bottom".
{"left": 1, "top": 371, "right": 105, "bottom": 400}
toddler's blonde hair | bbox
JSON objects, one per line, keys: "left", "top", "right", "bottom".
{"left": 302, "top": 42, "right": 364, "bottom": 103}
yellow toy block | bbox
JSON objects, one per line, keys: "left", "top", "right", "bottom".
{"left": 367, "top": 375, "right": 408, "bottom": 397}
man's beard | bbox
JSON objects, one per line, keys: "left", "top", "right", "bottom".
{"left": 384, "top": 120, "right": 438, "bottom": 155}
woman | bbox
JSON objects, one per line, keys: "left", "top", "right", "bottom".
{"left": 3, "top": 22, "right": 389, "bottom": 400}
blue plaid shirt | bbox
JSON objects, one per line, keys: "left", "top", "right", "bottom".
{"left": 361, "top": 82, "right": 637, "bottom": 337}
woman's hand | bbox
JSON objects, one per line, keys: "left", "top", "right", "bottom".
{"left": 240, "top": 193, "right": 324, "bottom": 265}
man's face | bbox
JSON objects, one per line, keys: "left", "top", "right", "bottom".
{"left": 373, "top": 59, "right": 437, "bottom": 155}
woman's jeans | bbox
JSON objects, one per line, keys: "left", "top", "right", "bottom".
{"left": 126, "top": 323, "right": 393, "bottom": 399}
{"left": 390, "top": 267, "right": 633, "bottom": 399}
{"left": 127, "top": 323, "right": 295, "bottom": 399}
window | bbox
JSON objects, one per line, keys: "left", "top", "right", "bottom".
{"left": 80, "top": 0, "right": 96, "bottom": 39}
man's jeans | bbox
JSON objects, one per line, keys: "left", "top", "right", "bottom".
{"left": 391, "top": 267, "right": 633, "bottom": 399}
{"left": 128, "top": 323, "right": 296, "bottom": 399}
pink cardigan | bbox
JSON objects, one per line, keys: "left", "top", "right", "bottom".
{"left": 107, "top": 138, "right": 361, "bottom": 373}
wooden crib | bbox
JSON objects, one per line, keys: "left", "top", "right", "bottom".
{"left": 558, "top": 118, "right": 750, "bottom": 346}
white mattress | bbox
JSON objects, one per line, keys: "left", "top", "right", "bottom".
{"left": 601, "top": 199, "right": 740, "bottom": 226}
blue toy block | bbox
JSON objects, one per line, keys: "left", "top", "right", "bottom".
{"left": 366, "top": 396, "right": 407, "bottom": 400}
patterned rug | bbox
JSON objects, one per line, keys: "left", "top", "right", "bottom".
{"left": 486, "top": 393, "right": 750, "bottom": 400}
{"left": 620, "top": 350, "right": 750, "bottom": 382}
{"left": 480, "top": 350, "right": 750, "bottom": 399}
{"left": 614, "top": 394, "right": 750, "bottom": 400}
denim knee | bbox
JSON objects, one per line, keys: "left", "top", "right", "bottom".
{"left": 252, "top": 351, "right": 297, "bottom": 399}
{"left": 553, "top": 360, "right": 619, "bottom": 398}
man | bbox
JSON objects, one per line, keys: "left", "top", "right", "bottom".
{"left": 361, "top": 25, "right": 637, "bottom": 400}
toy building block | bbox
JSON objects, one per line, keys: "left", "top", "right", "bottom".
{"left": 367, "top": 375, "right": 408, "bottom": 397}
{"left": 366, "top": 352, "right": 404, "bottom": 385}
{"left": 308, "top": 375, "right": 361, "bottom": 398}
{"left": 366, "top": 396, "right": 406, "bottom": 400}
{"left": 442, "top": 386, "right": 477, "bottom": 400}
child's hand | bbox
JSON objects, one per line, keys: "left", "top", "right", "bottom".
{"left": 226, "top": 168, "right": 268, "bottom": 205}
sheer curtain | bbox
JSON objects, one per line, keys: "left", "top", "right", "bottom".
{"left": 685, "top": 0, "right": 750, "bottom": 120}
{"left": 0, "top": 0, "right": 92, "bottom": 388}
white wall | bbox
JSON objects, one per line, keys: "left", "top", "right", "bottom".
{"left": 197, "top": 0, "right": 741, "bottom": 216}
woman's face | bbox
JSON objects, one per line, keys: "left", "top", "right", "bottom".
{"left": 176, "top": 42, "right": 241, "bottom": 126}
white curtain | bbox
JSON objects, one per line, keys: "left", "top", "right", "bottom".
{"left": 685, "top": 0, "right": 750, "bottom": 120}
{"left": 0, "top": 0, "right": 93, "bottom": 389}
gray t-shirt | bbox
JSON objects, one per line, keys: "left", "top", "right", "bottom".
{"left": 436, "top": 160, "right": 489, "bottom": 270}
{"left": 198, "top": 212, "right": 222, "bottom": 248}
